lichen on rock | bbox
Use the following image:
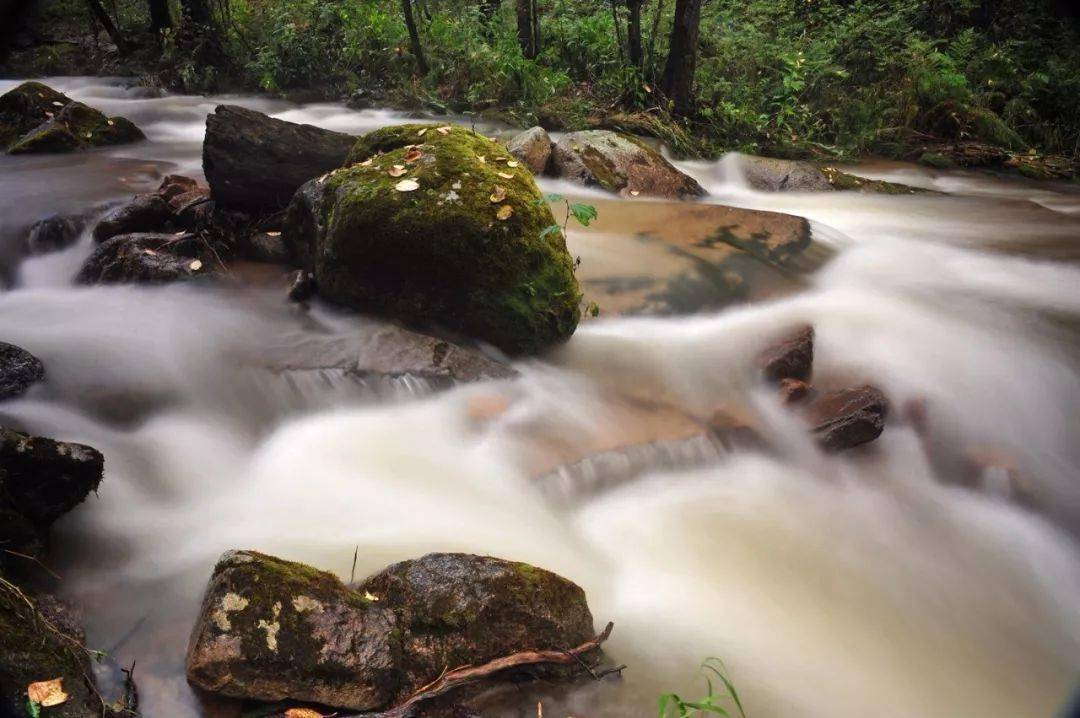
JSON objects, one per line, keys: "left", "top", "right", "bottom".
{"left": 283, "top": 123, "right": 582, "bottom": 355}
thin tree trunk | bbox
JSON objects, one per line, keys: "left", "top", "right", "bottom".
{"left": 626, "top": 0, "right": 644, "bottom": 69}
{"left": 530, "top": 0, "right": 540, "bottom": 56}
{"left": 609, "top": 0, "right": 624, "bottom": 65}
{"left": 82, "top": 0, "right": 127, "bottom": 51}
{"left": 516, "top": 0, "right": 538, "bottom": 58}
{"left": 401, "top": 0, "right": 429, "bottom": 75}
{"left": 180, "top": 0, "right": 212, "bottom": 25}
{"left": 148, "top": 0, "right": 171, "bottom": 31}
{"left": 645, "top": 0, "right": 664, "bottom": 80}
{"left": 660, "top": 0, "right": 702, "bottom": 116}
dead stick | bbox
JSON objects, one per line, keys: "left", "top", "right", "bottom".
{"left": 341, "top": 622, "right": 616, "bottom": 718}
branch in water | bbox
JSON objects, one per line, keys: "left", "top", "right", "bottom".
{"left": 341, "top": 622, "right": 619, "bottom": 718}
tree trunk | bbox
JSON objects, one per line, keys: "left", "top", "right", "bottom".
{"left": 148, "top": 0, "right": 171, "bottom": 31}
{"left": 626, "top": 0, "right": 645, "bottom": 69}
{"left": 660, "top": 0, "right": 702, "bottom": 116}
{"left": 516, "top": 0, "right": 539, "bottom": 59}
{"left": 181, "top": 0, "right": 212, "bottom": 24}
{"left": 82, "top": 0, "right": 127, "bottom": 52}
{"left": 203, "top": 105, "right": 357, "bottom": 214}
{"left": 645, "top": 0, "right": 664, "bottom": 80}
{"left": 401, "top": 0, "right": 429, "bottom": 75}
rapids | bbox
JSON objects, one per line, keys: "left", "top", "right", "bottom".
{"left": 2, "top": 76, "right": 1080, "bottom": 718}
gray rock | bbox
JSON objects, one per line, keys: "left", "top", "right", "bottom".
{"left": 739, "top": 156, "right": 834, "bottom": 192}
{"left": 551, "top": 130, "right": 705, "bottom": 199}
{"left": 25, "top": 213, "right": 87, "bottom": 255}
{"left": 92, "top": 194, "right": 172, "bottom": 242}
{"left": 507, "top": 126, "right": 552, "bottom": 175}
{"left": 0, "top": 341, "right": 44, "bottom": 399}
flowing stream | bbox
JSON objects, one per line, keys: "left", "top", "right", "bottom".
{"left": 2, "top": 77, "right": 1080, "bottom": 718}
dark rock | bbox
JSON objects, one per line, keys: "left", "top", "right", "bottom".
{"left": 76, "top": 232, "right": 218, "bottom": 285}
{"left": 92, "top": 194, "right": 172, "bottom": 242}
{"left": 242, "top": 231, "right": 292, "bottom": 265}
{"left": 25, "top": 213, "right": 87, "bottom": 255}
{"left": 185, "top": 550, "right": 401, "bottom": 711}
{"left": 0, "top": 341, "right": 44, "bottom": 400}
{"left": 168, "top": 187, "right": 212, "bottom": 213}
{"left": 0, "top": 427, "right": 103, "bottom": 558}
{"left": 758, "top": 324, "right": 813, "bottom": 383}
{"left": 174, "top": 198, "right": 215, "bottom": 232}
{"left": 284, "top": 124, "right": 581, "bottom": 355}
{"left": 287, "top": 270, "right": 315, "bottom": 302}
{"left": 359, "top": 553, "right": 596, "bottom": 700}
{"left": 506, "top": 126, "right": 552, "bottom": 175}
{"left": 203, "top": 105, "right": 356, "bottom": 214}
{"left": 804, "top": 385, "right": 888, "bottom": 452}
{"left": 2, "top": 82, "right": 143, "bottom": 154}
{"left": 157, "top": 174, "right": 200, "bottom": 201}
{"left": 550, "top": 130, "right": 705, "bottom": 199}
{"left": 186, "top": 551, "right": 596, "bottom": 711}
{"left": 0, "top": 591, "right": 107, "bottom": 718}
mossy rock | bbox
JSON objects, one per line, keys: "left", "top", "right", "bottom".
{"left": 284, "top": 123, "right": 581, "bottom": 355}
{"left": 550, "top": 130, "right": 705, "bottom": 198}
{"left": 819, "top": 166, "right": 927, "bottom": 195}
{"left": 1, "top": 81, "right": 143, "bottom": 154}
{"left": 0, "top": 589, "right": 103, "bottom": 718}
{"left": 917, "top": 152, "right": 955, "bottom": 169}
{"left": 185, "top": 550, "right": 402, "bottom": 711}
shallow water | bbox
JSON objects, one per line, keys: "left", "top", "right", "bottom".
{"left": 2, "top": 77, "right": 1080, "bottom": 718}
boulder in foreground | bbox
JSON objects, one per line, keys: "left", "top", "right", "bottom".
{"left": 186, "top": 550, "right": 597, "bottom": 711}
{"left": 506, "top": 126, "right": 553, "bottom": 175}
{"left": 0, "top": 342, "right": 44, "bottom": 400}
{"left": 551, "top": 130, "right": 705, "bottom": 199}
{"left": 284, "top": 123, "right": 581, "bottom": 355}
{"left": 1, "top": 81, "right": 143, "bottom": 154}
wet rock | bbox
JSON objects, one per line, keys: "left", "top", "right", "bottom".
{"left": 740, "top": 156, "right": 834, "bottom": 192}
{"left": 778, "top": 378, "right": 811, "bottom": 405}
{"left": 287, "top": 270, "right": 316, "bottom": 302}
{"left": 169, "top": 187, "right": 212, "bottom": 213}
{"left": 0, "top": 427, "right": 103, "bottom": 558}
{"left": 92, "top": 194, "right": 172, "bottom": 242}
{"left": 0, "top": 591, "right": 107, "bottom": 718}
{"left": 174, "top": 197, "right": 215, "bottom": 232}
{"left": 157, "top": 174, "right": 200, "bottom": 201}
{"left": 1, "top": 82, "right": 143, "bottom": 154}
{"left": 804, "top": 385, "right": 888, "bottom": 452}
{"left": 551, "top": 130, "right": 705, "bottom": 199}
{"left": 506, "top": 126, "right": 552, "bottom": 175}
{"left": 757, "top": 324, "right": 813, "bottom": 383}
{"left": 819, "top": 166, "right": 926, "bottom": 195}
{"left": 242, "top": 231, "right": 292, "bottom": 265}
{"left": 203, "top": 104, "right": 356, "bottom": 214}
{"left": 358, "top": 553, "right": 596, "bottom": 700}
{"left": 284, "top": 123, "right": 581, "bottom": 355}
{"left": 76, "top": 232, "right": 217, "bottom": 285}
{"left": 25, "top": 213, "right": 88, "bottom": 255}
{"left": 0, "top": 341, "right": 45, "bottom": 400}
{"left": 187, "top": 551, "right": 597, "bottom": 711}
{"left": 185, "top": 550, "right": 401, "bottom": 711}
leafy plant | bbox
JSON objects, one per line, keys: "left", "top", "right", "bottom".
{"left": 658, "top": 657, "right": 747, "bottom": 718}
{"left": 537, "top": 193, "right": 596, "bottom": 241}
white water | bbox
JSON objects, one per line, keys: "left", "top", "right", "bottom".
{"left": 2, "top": 77, "right": 1080, "bottom": 717}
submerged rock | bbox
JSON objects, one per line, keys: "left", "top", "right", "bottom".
{"left": 506, "top": 126, "right": 552, "bottom": 175}
{"left": 284, "top": 123, "right": 581, "bottom": 355}
{"left": 186, "top": 550, "right": 596, "bottom": 711}
{"left": 757, "top": 324, "right": 814, "bottom": 383}
{"left": 92, "top": 194, "right": 172, "bottom": 242}
{"left": 76, "top": 232, "right": 218, "bottom": 285}
{"left": 740, "top": 156, "right": 833, "bottom": 192}
{"left": 0, "top": 427, "right": 103, "bottom": 559}
{"left": 1, "top": 81, "right": 143, "bottom": 154}
{"left": 805, "top": 385, "right": 888, "bottom": 452}
{"left": 550, "top": 130, "right": 705, "bottom": 199}
{"left": 0, "top": 341, "right": 45, "bottom": 400}
{"left": 25, "top": 213, "right": 88, "bottom": 255}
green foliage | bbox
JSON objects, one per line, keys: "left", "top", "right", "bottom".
{"left": 538, "top": 194, "right": 597, "bottom": 243}
{"left": 659, "top": 657, "right": 747, "bottom": 718}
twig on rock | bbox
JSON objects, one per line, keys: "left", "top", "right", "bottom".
{"left": 340, "top": 622, "right": 618, "bottom": 718}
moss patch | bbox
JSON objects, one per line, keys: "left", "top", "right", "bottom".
{"left": 288, "top": 123, "right": 581, "bottom": 355}
{"left": 1, "top": 82, "right": 143, "bottom": 154}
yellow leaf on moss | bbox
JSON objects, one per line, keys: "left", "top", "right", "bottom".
{"left": 388, "top": 165, "right": 407, "bottom": 177}
{"left": 489, "top": 185, "right": 507, "bottom": 203}
{"left": 404, "top": 147, "right": 423, "bottom": 163}
{"left": 496, "top": 204, "right": 513, "bottom": 220}
{"left": 437, "top": 125, "right": 452, "bottom": 134}
{"left": 27, "top": 679, "right": 68, "bottom": 707}
{"left": 497, "top": 172, "right": 513, "bottom": 179}
{"left": 395, "top": 179, "right": 420, "bottom": 192}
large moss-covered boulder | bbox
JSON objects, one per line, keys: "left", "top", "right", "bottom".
{"left": 551, "top": 130, "right": 705, "bottom": 199}
{"left": 185, "top": 550, "right": 401, "bottom": 710}
{"left": 283, "top": 123, "right": 581, "bottom": 355}
{"left": 359, "top": 552, "right": 596, "bottom": 701}
{"left": 1, "top": 81, "right": 143, "bottom": 154}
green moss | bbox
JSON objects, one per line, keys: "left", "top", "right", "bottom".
{"left": 293, "top": 123, "right": 581, "bottom": 355}
{"left": 820, "top": 166, "right": 923, "bottom": 195}
{"left": 918, "top": 152, "right": 955, "bottom": 169}
{"left": 0, "top": 81, "right": 69, "bottom": 149}
{"left": 968, "top": 107, "right": 1026, "bottom": 152}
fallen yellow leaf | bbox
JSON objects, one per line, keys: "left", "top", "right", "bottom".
{"left": 497, "top": 172, "right": 514, "bottom": 179}
{"left": 388, "top": 165, "right": 407, "bottom": 177}
{"left": 496, "top": 204, "right": 513, "bottom": 220}
{"left": 404, "top": 147, "right": 423, "bottom": 163}
{"left": 506, "top": 160, "right": 519, "bottom": 168}
{"left": 363, "top": 591, "right": 379, "bottom": 601}
{"left": 359, "top": 158, "right": 374, "bottom": 167}
{"left": 489, "top": 185, "right": 507, "bottom": 203}
{"left": 477, "top": 155, "right": 486, "bottom": 164}
{"left": 437, "top": 125, "right": 452, "bottom": 134}
{"left": 395, "top": 179, "right": 420, "bottom": 192}
{"left": 189, "top": 259, "right": 203, "bottom": 271}
{"left": 417, "top": 128, "right": 427, "bottom": 136}
{"left": 284, "top": 709, "right": 324, "bottom": 718}
{"left": 27, "top": 679, "right": 68, "bottom": 707}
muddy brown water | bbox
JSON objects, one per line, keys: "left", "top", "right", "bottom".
{"left": 2, "top": 77, "right": 1080, "bottom": 718}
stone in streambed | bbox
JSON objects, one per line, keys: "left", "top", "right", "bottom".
{"left": 92, "top": 193, "right": 172, "bottom": 242}
{"left": 1, "top": 81, "right": 143, "bottom": 154}
{"left": 804, "top": 385, "right": 888, "bottom": 452}
{"left": 757, "top": 324, "right": 814, "bottom": 383}
{"left": 185, "top": 551, "right": 598, "bottom": 711}
{"left": 284, "top": 123, "right": 581, "bottom": 355}
{"left": 0, "top": 341, "right": 44, "bottom": 400}
{"left": 76, "top": 232, "right": 218, "bottom": 285}
{"left": 25, "top": 213, "right": 89, "bottom": 255}
{"left": 506, "top": 126, "right": 552, "bottom": 175}
{"left": 550, "top": 130, "right": 704, "bottom": 199}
